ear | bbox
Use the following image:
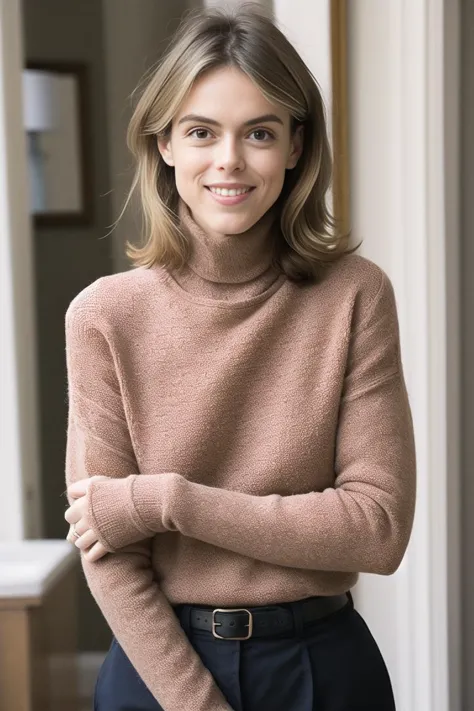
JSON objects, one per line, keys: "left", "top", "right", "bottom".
{"left": 286, "top": 124, "right": 304, "bottom": 170}
{"left": 157, "top": 136, "right": 174, "bottom": 167}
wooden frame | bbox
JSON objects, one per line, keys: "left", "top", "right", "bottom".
{"left": 25, "top": 61, "right": 93, "bottom": 227}
{"left": 330, "top": 0, "right": 350, "bottom": 235}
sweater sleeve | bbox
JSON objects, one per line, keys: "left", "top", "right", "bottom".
{"left": 88, "top": 271, "right": 417, "bottom": 576}
{"left": 65, "top": 294, "right": 232, "bottom": 711}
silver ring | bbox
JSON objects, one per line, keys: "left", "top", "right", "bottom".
{"left": 71, "top": 523, "right": 80, "bottom": 540}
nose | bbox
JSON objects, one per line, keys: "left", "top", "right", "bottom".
{"left": 215, "top": 136, "right": 245, "bottom": 173}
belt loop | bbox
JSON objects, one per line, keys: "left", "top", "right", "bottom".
{"left": 288, "top": 599, "right": 305, "bottom": 638}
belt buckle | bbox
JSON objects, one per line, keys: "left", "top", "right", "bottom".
{"left": 212, "top": 608, "right": 253, "bottom": 640}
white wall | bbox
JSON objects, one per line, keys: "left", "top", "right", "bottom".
{"left": 0, "top": 0, "right": 42, "bottom": 540}
{"left": 273, "top": 1, "right": 332, "bottom": 130}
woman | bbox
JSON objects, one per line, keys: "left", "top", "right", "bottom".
{"left": 64, "top": 5, "right": 416, "bottom": 711}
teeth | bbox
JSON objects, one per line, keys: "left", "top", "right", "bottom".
{"left": 209, "top": 187, "right": 252, "bottom": 197}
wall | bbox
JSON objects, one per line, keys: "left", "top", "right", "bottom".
{"left": 461, "top": 0, "right": 474, "bottom": 705}
{"left": 21, "top": 0, "right": 114, "bottom": 651}
{"left": 102, "top": 0, "right": 191, "bottom": 273}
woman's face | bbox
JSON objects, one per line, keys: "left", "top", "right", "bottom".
{"left": 158, "top": 66, "right": 303, "bottom": 235}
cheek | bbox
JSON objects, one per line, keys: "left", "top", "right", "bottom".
{"left": 175, "top": 152, "right": 210, "bottom": 189}
{"left": 253, "top": 150, "right": 289, "bottom": 184}
{"left": 175, "top": 144, "right": 208, "bottom": 168}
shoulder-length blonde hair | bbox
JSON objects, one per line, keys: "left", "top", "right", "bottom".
{"left": 121, "top": 3, "right": 352, "bottom": 282}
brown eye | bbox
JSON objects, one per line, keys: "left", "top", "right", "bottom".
{"left": 189, "top": 128, "right": 212, "bottom": 140}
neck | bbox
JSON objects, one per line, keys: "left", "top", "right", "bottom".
{"left": 177, "top": 199, "right": 278, "bottom": 285}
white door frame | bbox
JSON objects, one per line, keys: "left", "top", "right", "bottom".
{"left": 0, "top": 0, "right": 42, "bottom": 539}
{"left": 347, "top": 1, "right": 461, "bottom": 710}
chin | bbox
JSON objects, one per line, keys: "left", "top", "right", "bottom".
{"left": 217, "top": 221, "right": 256, "bottom": 236}
{"left": 209, "top": 212, "right": 262, "bottom": 235}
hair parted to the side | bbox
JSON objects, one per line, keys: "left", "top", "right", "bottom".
{"left": 120, "top": 2, "right": 354, "bottom": 282}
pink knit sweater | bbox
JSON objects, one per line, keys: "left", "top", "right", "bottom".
{"left": 65, "top": 200, "right": 416, "bottom": 711}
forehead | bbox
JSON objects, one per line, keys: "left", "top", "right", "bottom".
{"left": 174, "top": 66, "right": 289, "bottom": 125}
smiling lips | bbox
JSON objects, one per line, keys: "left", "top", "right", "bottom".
{"left": 206, "top": 185, "right": 255, "bottom": 205}
{"left": 207, "top": 185, "right": 254, "bottom": 196}
{"left": 205, "top": 185, "right": 256, "bottom": 206}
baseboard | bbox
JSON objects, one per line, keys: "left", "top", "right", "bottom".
{"left": 48, "top": 651, "right": 106, "bottom": 705}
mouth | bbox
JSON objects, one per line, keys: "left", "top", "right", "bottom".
{"left": 205, "top": 186, "right": 255, "bottom": 197}
{"left": 205, "top": 185, "right": 256, "bottom": 206}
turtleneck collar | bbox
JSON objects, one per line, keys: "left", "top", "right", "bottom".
{"left": 177, "top": 198, "right": 278, "bottom": 285}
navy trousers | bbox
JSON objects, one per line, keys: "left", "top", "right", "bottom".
{"left": 94, "top": 595, "right": 396, "bottom": 711}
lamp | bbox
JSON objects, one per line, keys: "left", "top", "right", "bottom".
{"left": 22, "top": 70, "right": 58, "bottom": 213}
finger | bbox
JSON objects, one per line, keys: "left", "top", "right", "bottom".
{"left": 68, "top": 475, "right": 109, "bottom": 500}
{"left": 72, "top": 519, "right": 89, "bottom": 537}
{"left": 68, "top": 479, "right": 89, "bottom": 499}
{"left": 83, "top": 542, "right": 108, "bottom": 563}
{"left": 66, "top": 526, "right": 81, "bottom": 545}
{"left": 75, "top": 529, "right": 99, "bottom": 551}
{"left": 64, "top": 498, "right": 85, "bottom": 525}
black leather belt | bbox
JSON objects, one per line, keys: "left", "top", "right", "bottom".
{"left": 177, "top": 593, "right": 350, "bottom": 641}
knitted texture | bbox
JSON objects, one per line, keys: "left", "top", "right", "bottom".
{"left": 65, "top": 201, "right": 416, "bottom": 710}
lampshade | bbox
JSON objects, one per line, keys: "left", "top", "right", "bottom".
{"left": 22, "top": 69, "right": 58, "bottom": 132}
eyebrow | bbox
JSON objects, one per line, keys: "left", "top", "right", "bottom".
{"left": 177, "top": 113, "right": 285, "bottom": 128}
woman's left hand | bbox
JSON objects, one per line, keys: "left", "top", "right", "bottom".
{"left": 65, "top": 476, "right": 110, "bottom": 562}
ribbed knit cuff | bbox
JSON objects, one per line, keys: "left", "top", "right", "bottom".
{"left": 88, "top": 476, "right": 153, "bottom": 552}
{"left": 129, "top": 472, "right": 183, "bottom": 534}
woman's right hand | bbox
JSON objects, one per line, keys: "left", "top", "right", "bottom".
{"left": 66, "top": 475, "right": 110, "bottom": 560}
